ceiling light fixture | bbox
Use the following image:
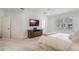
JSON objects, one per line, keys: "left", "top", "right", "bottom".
{"left": 20, "top": 8, "right": 24, "bottom": 10}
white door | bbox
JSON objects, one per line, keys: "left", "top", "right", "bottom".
{"left": 2, "top": 16, "right": 11, "bottom": 39}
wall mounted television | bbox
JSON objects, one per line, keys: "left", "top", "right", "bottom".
{"left": 29, "top": 19, "right": 39, "bottom": 26}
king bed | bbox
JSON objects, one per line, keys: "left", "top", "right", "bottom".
{"left": 38, "top": 32, "right": 79, "bottom": 51}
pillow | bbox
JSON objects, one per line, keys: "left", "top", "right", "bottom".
{"left": 39, "top": 36, "right": 72, "bottom": 51}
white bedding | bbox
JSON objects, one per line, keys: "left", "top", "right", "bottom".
{"left": 39, "top": 36, "right": 72, "bottom": 51}
{"left": 38, "top": 32, "right": 79, "bottom": 51}
{"left": 39, "top": 33, "right": 79, "bottom": 51}
{"left": 49, "top": 33, "right": 71, "bottom": 42}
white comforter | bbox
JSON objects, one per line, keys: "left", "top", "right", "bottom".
{"left": 39, "top": 33, "right": 79, "bottom": 51}
{"left": 49, "top": 33, "right": 71, "bottom": 42}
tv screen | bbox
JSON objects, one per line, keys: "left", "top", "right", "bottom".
{"left": 29, "top": 19, "right": 39, "bottom": 26}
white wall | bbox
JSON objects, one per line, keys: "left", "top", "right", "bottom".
{"left": 46, "top": 10, "right": 79, "bottom": 34}
{"left": 0, "top": 18, "right": 2, "bottom": 36}
{"left": 25, "top": 12, "right": 47, "bottom": 33}
{"left": 0, "top": 9, "right": 4, "bottom": 37}
{"left": 23, "top": 10, "right": 47, "bottom": 38}
{"left": 11, "top": 11, "right": 26, "bottom": 39}
{"left": 1, "top": 9, "right": 47, "bottom": 39}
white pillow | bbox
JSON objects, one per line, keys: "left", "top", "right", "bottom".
{"left": 39, "top": 36, "right": 72, "bottom": 51}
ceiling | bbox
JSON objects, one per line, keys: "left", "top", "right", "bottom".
{"left": 25, "top": 8, "right": 79, "bottom": 15}
{"left": 1, "top": 8, "right": 79, "bottom": 16}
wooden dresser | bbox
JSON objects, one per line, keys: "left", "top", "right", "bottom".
{"left": 27, "top": 29, "right": 43, "bottom": 38}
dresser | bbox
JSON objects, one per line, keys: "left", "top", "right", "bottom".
{"left": 27, "top": 29, "right": 43, "bottom": 38}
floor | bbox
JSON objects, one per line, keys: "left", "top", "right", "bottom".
{"left": 0, "top": 36, "right": 56, "bottom": 51}
{"left": 0, "top": 37, "right": 41, "bottom": 51}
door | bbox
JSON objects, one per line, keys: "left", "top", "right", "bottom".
{"left": 2, "top": 16, "right": 11, "bottom": 39}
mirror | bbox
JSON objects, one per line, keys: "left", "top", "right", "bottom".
{"left": 57, "top": 17, "right": 73, "bottom": 30}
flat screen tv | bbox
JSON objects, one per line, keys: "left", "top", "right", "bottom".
{"left": 29, "top": 19, "right": 39, "bottom": 26}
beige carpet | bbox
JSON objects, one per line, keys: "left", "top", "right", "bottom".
{"left": 0, "top": 37, "right": 55, "bottom": 51}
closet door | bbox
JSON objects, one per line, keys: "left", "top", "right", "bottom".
{"left": 2, "top": 16, "right": 11, "bottom": 39}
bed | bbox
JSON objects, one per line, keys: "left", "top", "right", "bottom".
{"left": 38, "top": 33, "right": 79, "bottom": 51}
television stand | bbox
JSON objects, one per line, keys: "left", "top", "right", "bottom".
{"left": 27, "top": 29, "right": 43, "bottom": 38}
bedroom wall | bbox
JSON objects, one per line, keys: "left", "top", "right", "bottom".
{"left": 10, "top": 10, "right": 26, "bottom": 39}
{"left": 22, "top": 10, "right": 47, "bottom": 38}
{"left": 0, "top": 18, "right": 2, "bottom": 37}
{"left": 46, "top": 10, "right": 79, "bottom": 34}
{"left": 2, "top": 9, "right": 47, "bottom": 39}
{"left": 25, "top": 12, "right": 47, "bottom": 34}
{"left": 12, "top": 10, "right": 47, "bottom": 39}
{"left": 0, "top": 9, "right": 4, "bottom": 37}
